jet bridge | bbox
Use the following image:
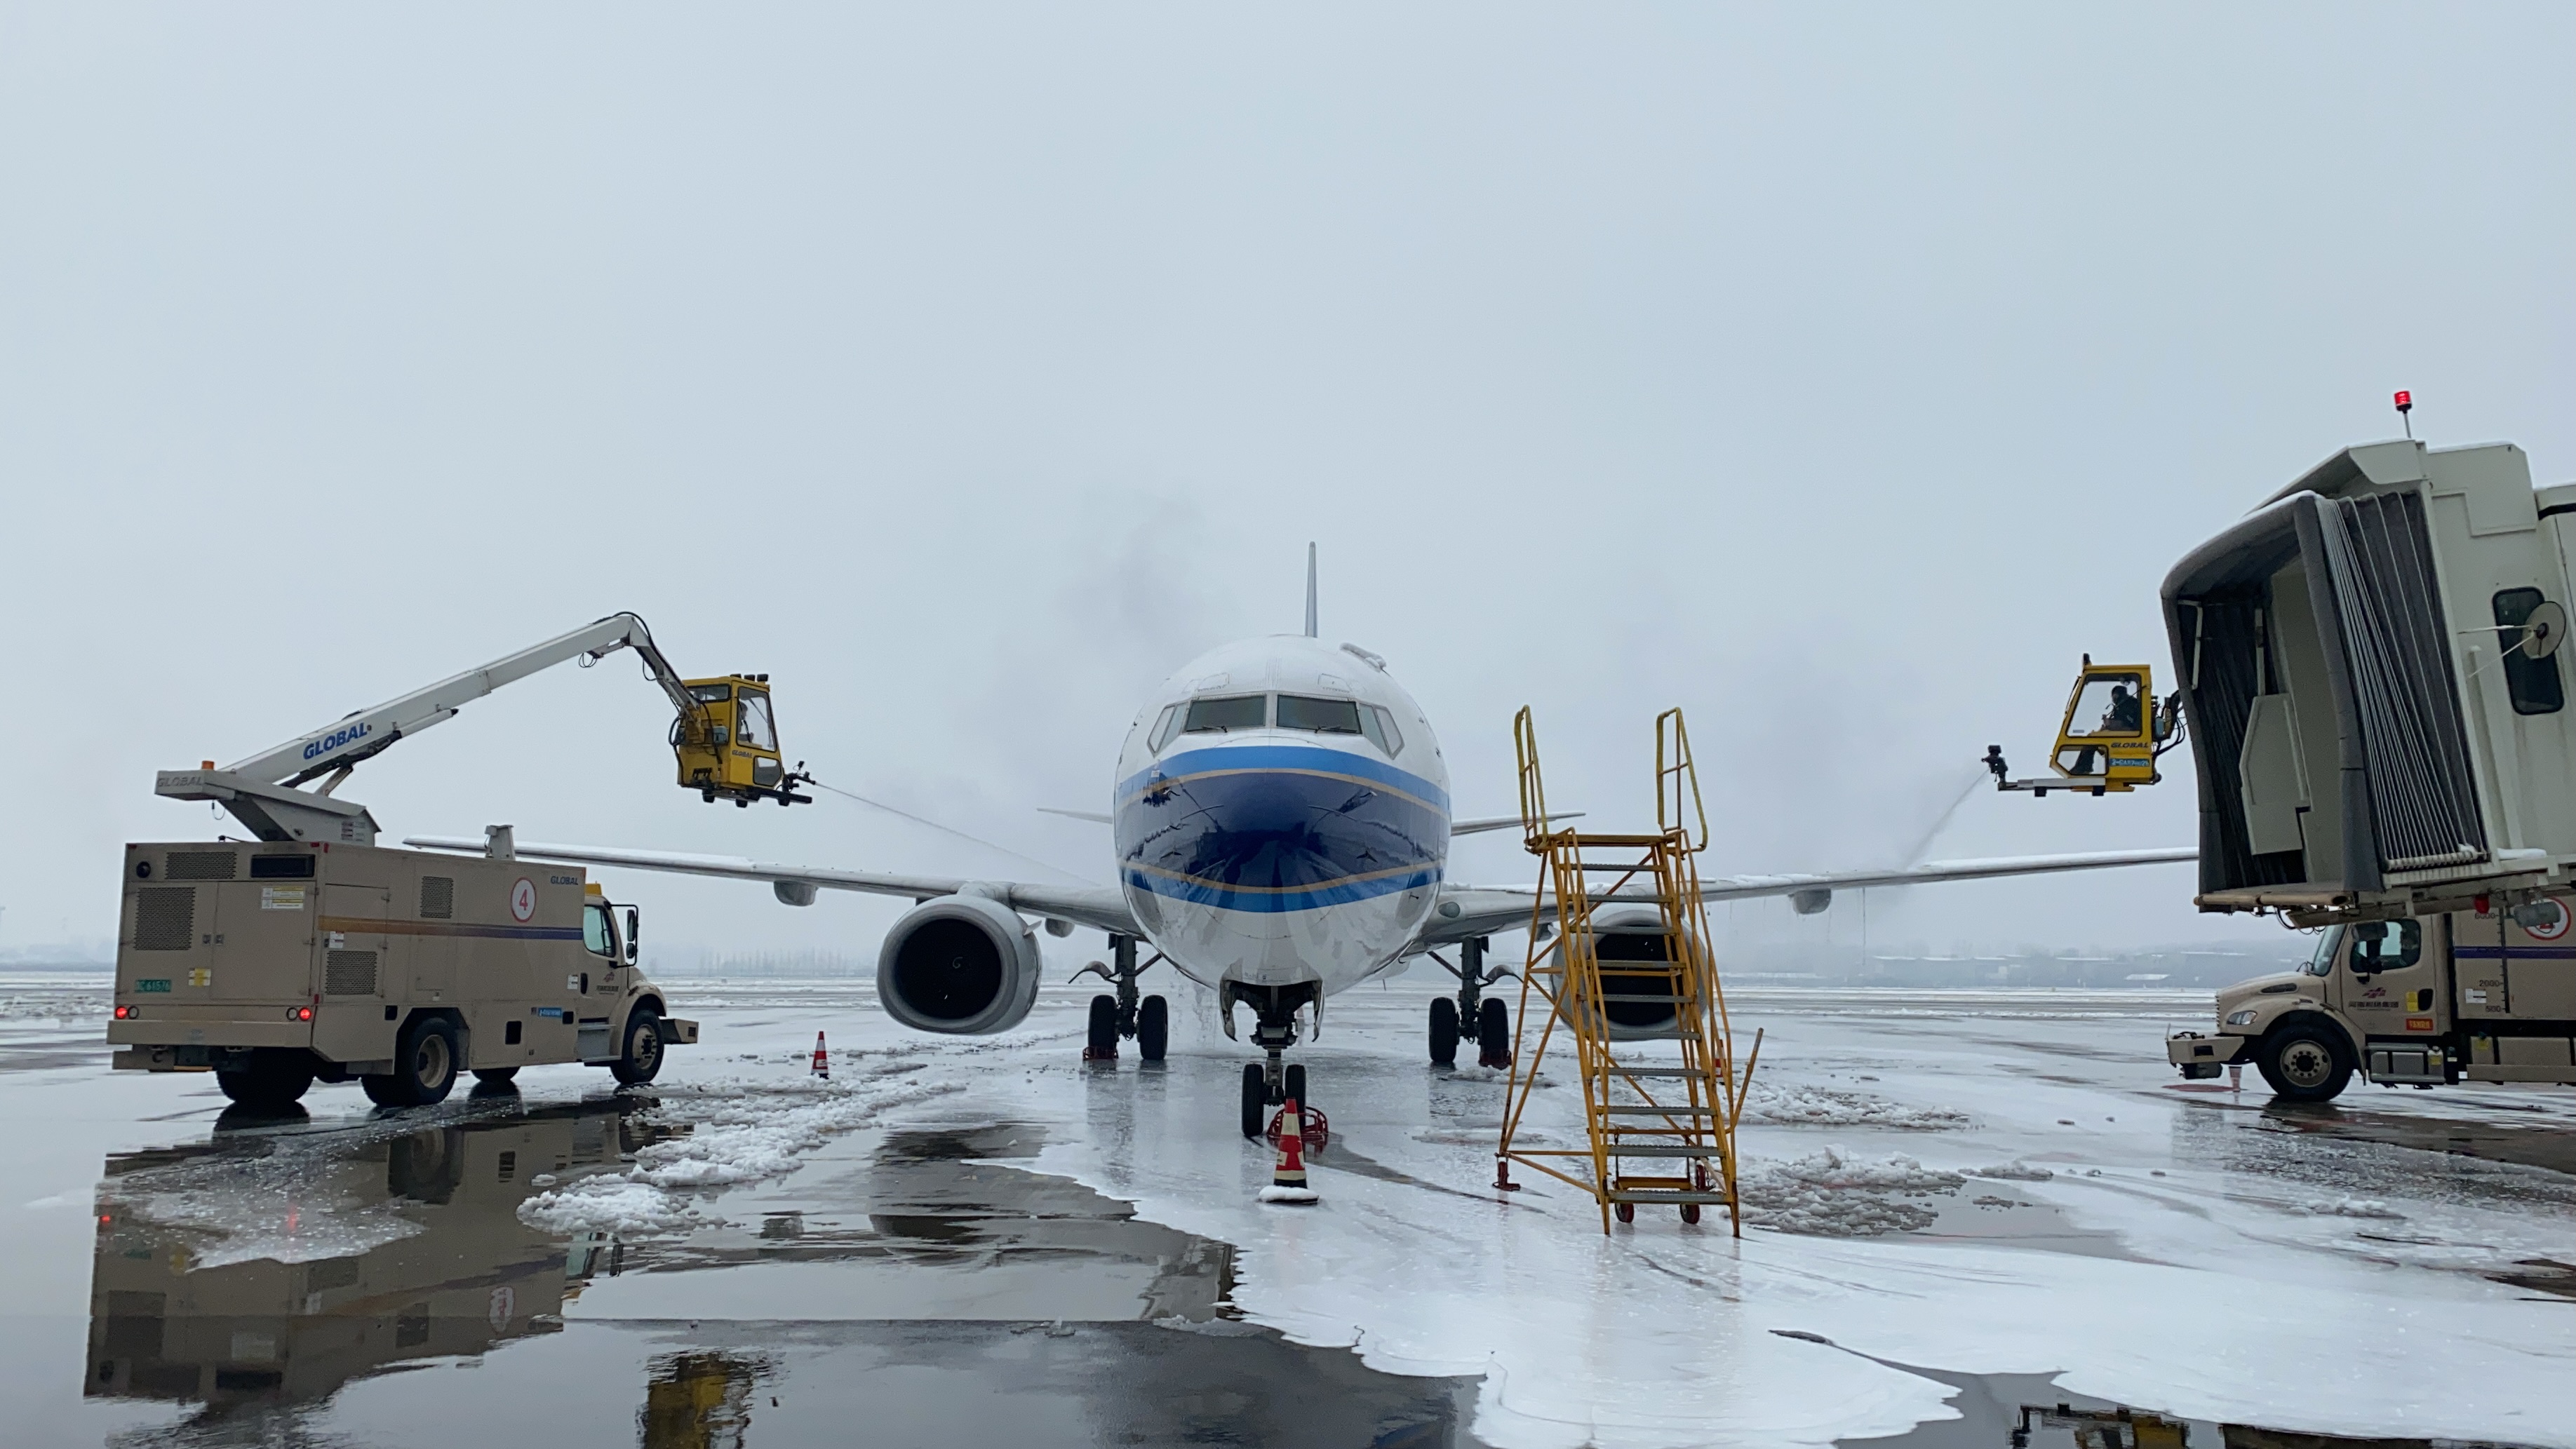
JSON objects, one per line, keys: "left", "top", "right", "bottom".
{"left": 2165, "top": 440, "right": 2576, "bottom": 925}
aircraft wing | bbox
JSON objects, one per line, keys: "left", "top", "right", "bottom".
{"left": 401, "top": 836, "right": 1138, "bottom": 937}
{"left": 1414, "top": 847, "right": 2197, "bottom": 948}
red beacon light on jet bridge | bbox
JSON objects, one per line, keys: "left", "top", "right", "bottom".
{"left": 2395, "top": 389, "right": 2415, "bottom": 438}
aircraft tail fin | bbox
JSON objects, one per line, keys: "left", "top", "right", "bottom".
{"left": 1304, "top": 542, "right": 1318, "bottom": 638}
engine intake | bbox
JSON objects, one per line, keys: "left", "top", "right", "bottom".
{"left": 1585, "top": 905, "right": 1696, "bottom": 1040}
{"left": 877, "top": 894, "right": 1043, "bottom": 1035}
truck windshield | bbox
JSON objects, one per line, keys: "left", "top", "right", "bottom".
{"left": 584, "top": 903, "right": 618, "bottom": 959}
{"left": 2302, "top": 925, "right": 2343, "bottom": 977}
{"left": 737, "top": 692, "right": 778, "bottom": 751}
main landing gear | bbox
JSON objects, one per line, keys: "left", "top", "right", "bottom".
{"left": 1223, "top": 981, "right": 1320, "bottom": 1138}
{"left": 1076, "top": 934, "right": 1167, "bottom": 1064}
{"left": 1428, "top": 936, "right": 1513, "bottom": 1069}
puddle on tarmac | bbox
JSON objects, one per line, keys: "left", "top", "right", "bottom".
{"left": 78, "top": 1096, "right": 1483, "bottom": 1447}
{"left": 1818, "top": 1346, "right": 2544, "bottom": 1449}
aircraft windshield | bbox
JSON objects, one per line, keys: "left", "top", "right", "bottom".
{"left": 1183, "top": 695, "right": 1267, "bottom": 733}
{"left": 1276, "top": 695, "right": 1362, "bottom": 734}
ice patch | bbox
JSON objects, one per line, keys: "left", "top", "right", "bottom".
{"left": 2290, "top": 1197, "right": 2406, "bottom": 1220}
{"left": 516, "top": 1072, "right": 961, "bottom": 1235}
{"left": 1739, "top": 1146, "right": 1965, "bottom": 1237}
{"left": 1744, "top": 1082, "right": 1969, "bottom": 1131}
{"left": 1968, "top": 1161, "right": 2056, "bottom": 1181}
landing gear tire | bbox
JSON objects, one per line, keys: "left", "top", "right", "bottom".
{"left": 1477, "top": 997, "right": 1511, "bottom": 1069}
{"left": 1284, "top": 1063, "right": 1308, "bottom": 1109}
{"left": 1137, "top": 995, "right": 1168, "bottom": 1062}
{"left": 610, "top": 1009, "right": 665, "bottom": 1086}
{"left": 365, "top": 1017, "right": 459, "bottom": 1108}
{"left": 1241, "top": 1063, "right": 1268, "bottom": 1139}
{"left": 2255, "top": 1019, "right": 2353, "bottom": 1103}
{"left": 215, "top": 1050, "right": 315, "bottom": 1109}
{"left": 1086, "top": 995, "right": 1119, "bottom": 1060}
{"left": 1614, "top": 1201, "right": 1635, "bottom": 1224}
{"left": 1429, "top": 997, "right": 1460, "bottom": 1067}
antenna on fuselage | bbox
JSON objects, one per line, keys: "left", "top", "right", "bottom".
{"left": 1304, "top": 542, "right": 1318, "bottom": 638}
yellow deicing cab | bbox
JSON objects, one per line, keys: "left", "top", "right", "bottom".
{"left": 672, "top": 674, "right": 800, "bottom": 807}
{"left": 1985, "top": 656, "right": 2182, "bottom": 797}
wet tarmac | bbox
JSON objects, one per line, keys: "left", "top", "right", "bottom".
{"left": 6, "top": 973, "right": 2572, "bottom": 1447}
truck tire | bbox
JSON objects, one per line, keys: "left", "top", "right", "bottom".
{"left": 2256, "top": 1018, "right": 2353, "bottom": 1103}
{"left": 215, "top": 1049, "right": 315, "bottom": 1109}
{"left": 610, "top": 1007, "right": 664, "bottom": 1086}
{"left": 365, "top": 1016, "right": 460, "bottom": 1108}
{"left": 471, "top": 1067, "right": 518, "bottom": 1086}
{"left": 388, "top": 1127, "right": 464, "bottom": 1204}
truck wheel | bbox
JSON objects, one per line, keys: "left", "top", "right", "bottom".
{"left": 366, "top": 1017, "right": 459, "bottom": 1108}
{"left": 2256, "top": 1019, "right": 2353, "bottom": 1103}
{"left": 216, "top": 1050, "right": 315, "bottom": 1109}
{"left": 610, "top": 1008, "right": 664, "bottom": 1086}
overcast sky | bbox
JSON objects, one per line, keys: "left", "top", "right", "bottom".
{"left": 4, "top": 6, "right": 2570, "bottom": 967}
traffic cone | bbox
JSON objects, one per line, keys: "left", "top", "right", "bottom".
{"left": 1257, "top": 1096, "right": 1319, "bottom": 1204}
{"left": 810, "top": 1032, "right": 829, "bottom": 1079}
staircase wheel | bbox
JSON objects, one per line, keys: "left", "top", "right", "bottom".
{"left": 1614, "top": 1201, "right": 1635, "bottom": 1224}
{"left": 1680, "top": 1204, "right": 1702, "bottom": 1225}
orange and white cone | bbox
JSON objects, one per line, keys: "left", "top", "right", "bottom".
{"left": 810, "top": 1032, "right": 829, "bottom": 1079}
{"left": 1258, "top": 1096, "right": 1319, "bottom": 1204}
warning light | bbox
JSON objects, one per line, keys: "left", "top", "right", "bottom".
{"left": 292, "top": 1006, "right": 314, "bottom": 1021}
{"left": 113, "top": 1005, "right": 130, "bottom": 1020}
{"left": 2394, "top": 389, "right": 2413, "bottom": 413}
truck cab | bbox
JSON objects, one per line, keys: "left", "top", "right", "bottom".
{"left": 109, "top": 840, "right": 697, "bottom": 1110}
{"left": 2168, "top": 904, "right": 2576, "bottom": 1100}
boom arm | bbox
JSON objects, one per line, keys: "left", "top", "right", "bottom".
{"left": 158, "top": 613, "right": 711, "bottom": 846}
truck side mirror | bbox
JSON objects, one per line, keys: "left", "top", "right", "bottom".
{"left": 624, "top": 908, "right": 640, "bottom": 962}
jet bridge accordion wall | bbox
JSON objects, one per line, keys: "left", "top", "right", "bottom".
{"left": 2305, "top": 491, "right": 2488, "bottom": 876}
{"left": 2166, "top": 487, "right": 2488, "bottom": 898}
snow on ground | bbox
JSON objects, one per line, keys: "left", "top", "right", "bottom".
{"left": 605, "top": 978, "right": 2576, "bottom": 1448}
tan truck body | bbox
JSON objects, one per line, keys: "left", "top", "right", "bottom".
{"left": 107, "top": 840, "right": 693, "bottom": 1089}
{"left": 2167, "top": 903, "right": 2576, "bottom": 1098}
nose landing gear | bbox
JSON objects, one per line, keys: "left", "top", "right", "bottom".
{"left": 1223, "top": 981, "right": 1320, "bottom": 1138}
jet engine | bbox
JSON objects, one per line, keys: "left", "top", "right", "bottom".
{"left": 1585, "top": 905, "right": 1696, "bottom": 1040}
{"left": 876, "top": 894, "right": 1044, "bottom": 1035}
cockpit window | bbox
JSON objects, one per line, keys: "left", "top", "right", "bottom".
{"left": 1148, "top": 704, "right": 1183, "bottom": 752}
{"left": 1183, "top": 695, "right": 1268, "bottom": 733}
{"left": 1276, "top": 695, "right": 1362, "bottom": 734}
{"left": 1364, "top": 704, "right": 1404, "bottom": 757}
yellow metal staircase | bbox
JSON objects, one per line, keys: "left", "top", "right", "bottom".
{"left": 1494, "top": 708, "right": 1758, "bottom": 1234}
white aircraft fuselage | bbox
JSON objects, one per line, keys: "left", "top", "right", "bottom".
{"left": 1113, "top": 635, "right": 1448, "bottom": 1001}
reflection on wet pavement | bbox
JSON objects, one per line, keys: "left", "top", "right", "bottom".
{"left": 1825, "top": 1349, "right": 2540, "bottom": 1449}
{"left": 80, "top": 1096, "right": 1482, "bottom": 1447}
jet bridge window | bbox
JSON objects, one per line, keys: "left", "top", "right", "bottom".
{"left": 2493, "top": 588, "right": 2565, "bottom": 715}
{"left": 1276, "top": 695, "right": 1363, "bottom": 734}
{"left": 737, "top": 692, "right": 779, "bottom": 750}
{"left": 1183, "top": 695, "right": 1268, "bottom": 733}
{"left": 2349, "top": 919, "right": 2421, "bottom": 973}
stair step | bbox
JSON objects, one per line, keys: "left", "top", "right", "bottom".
{"left": 1599, "top": 1105, "right": 1717, "bottom": 1116}
{"left": 1606, "top": 1067, "right": 1705, "bottom": 1078}
{"left": 1578, "top": 861, "right": 1663, "bottom": 872}
{"left": 1605, "top": 1189, "right": 1732, "bottom": 1205}
{"left": 1606, "top": 1144, "right": 1725, "bottom": 1158}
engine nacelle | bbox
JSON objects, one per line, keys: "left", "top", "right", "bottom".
{"left": 1585, "top": 905, "right": 1696, "bottom": 1040}
{"left": 1790, "top": 888, "right": 1832, "bottom": 916}
{"left": 876, "top": 894, "right": 1043, "bottom": 1035}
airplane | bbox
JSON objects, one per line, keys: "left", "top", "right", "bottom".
{"left": 410, "top": 551, "right": 2194, "bottom": 1138}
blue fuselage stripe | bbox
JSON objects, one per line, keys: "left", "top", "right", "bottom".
{"left": 1116, "top": 762, "right": 1447, "bottom": 915}
{"left": 1117, "top": 742, "right": 1451, "bottom": 814}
